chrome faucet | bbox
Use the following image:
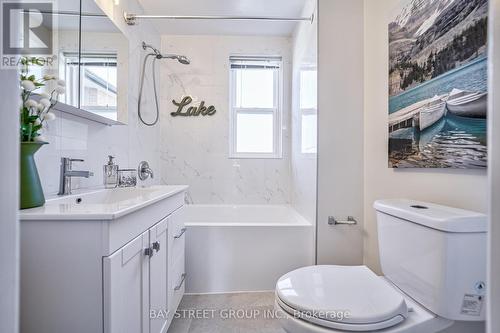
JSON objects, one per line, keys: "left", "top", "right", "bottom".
{"left": 138, "top": 161, "right": 154, "bottom": 180}
{"left": 58, "top": 158, "right": 94, "bottom": 195}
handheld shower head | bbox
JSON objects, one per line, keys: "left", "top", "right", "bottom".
{"left": 138, "top": 42, "right": 191, "bottom": 127}
{"left": 142, "top": 41, "right": 190, "bottom": 65}
{"left": 157, "top": 53, "right": 190, "bottom": 65}
{"left": 174, "top": 55, "right": 190, "bottom": 65}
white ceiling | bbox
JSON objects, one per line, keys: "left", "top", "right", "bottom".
{"left": 136, "top": 0, "right": 310, "bottom": 36}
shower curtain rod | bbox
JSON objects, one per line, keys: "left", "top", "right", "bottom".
{"left": 123, "top": 12, "right": 314, "bottom": 25}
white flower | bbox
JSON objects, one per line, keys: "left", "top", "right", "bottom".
{"left": 37, "top": 103, "right": 46, "bottom": 111}
{"left": 43, "top": 112, "right": 56, "bottom": 121}
{"left": 21, "top": 80, "right": 36, "bottom": 91}
{"left": 43, "top": 74, "right": 55, "bottom": 80}
{"left": 34, "top": 135, "right": 47, "bottom": 142}
{"left": 55, "top": 86, "right": 66, "bottom": 94}
{"left": 34, "top": 118, "right": 42, "bottom": 126}
{"left": 39, "top": 92, "right": 50, "bottom": 99}
{"left": 24, "top": 99, "right": 38, "bottom": 108}
{"left": 39, "top": 98, "right": 51, "bottom": 108}
{"left": 57, "top": 79, "right": 66, "bottom": 87}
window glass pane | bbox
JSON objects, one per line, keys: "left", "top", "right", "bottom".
{"left": 236, "top": 113, "right": 274, "bottom": 153}
{"left": 301, "top": 112, "right": 317, "bottom": 154}
{"left": 235, "top": 69, "right": 275, "bottom": 108}
{"left": 80, "top": 56, "right": 118, "bottom": 120}
{"left": 300, "top": 70, "right": 317, "bottom": 109}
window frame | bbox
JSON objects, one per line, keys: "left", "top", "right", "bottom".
{"left": 228, "top": 56, "right": 283, "bottom": 159}
{"left": 298, "top": 67, "right": 318, "bottom": 157}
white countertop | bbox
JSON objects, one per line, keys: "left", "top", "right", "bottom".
{"left": 20, "top": 185, "right": 189, "bottom": 221}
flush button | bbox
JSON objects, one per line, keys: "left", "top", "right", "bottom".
{"left": 475, "top": 281, "right": 486, "bottom": 293}
{"left": 411, "top": 205, "right": 428, "bottom": 209}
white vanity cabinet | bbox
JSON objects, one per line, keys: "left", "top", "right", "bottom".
{"left": 20, "top": 186, "right": 188, "bottom": 333}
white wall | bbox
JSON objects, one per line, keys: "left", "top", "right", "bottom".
{"left": 291, "top": 0, "right": 318, "bottom": 224}
{"left": 159, "top": 35, "right": 293, "bottom": 205}
{"left": 316, "top": 0, "right": 365, "bottom": 265}
{"left": 363, "top": 0, "right": 488, "bottom": 274}
{"left": 0, "top": 69, "right": 20, "bottom": 333}
{"left": 488, "top": 1, "right": 500, "bottom": 332}
{"left": 35, "top": 0, "right": 161, "bottom": 196}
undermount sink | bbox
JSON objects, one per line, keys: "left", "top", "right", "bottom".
{"left": 20, "top": 185, "right": 188, "bottom": 220}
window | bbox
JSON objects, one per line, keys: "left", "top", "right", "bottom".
{"left": 63, "top": 52, "right": 118, "bottom": 120}
{"left": 229, "top": 56, "right": 282, "bottom": 158}
{"left": 299, "top": 68, "right": 317, "bottom": 154}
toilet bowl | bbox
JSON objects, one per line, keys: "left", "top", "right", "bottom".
{"left": 275, "top": 199, "right": 487, "bottom": 333}
{"left": 274, "top": 265, "right": 453, "bottom": 333}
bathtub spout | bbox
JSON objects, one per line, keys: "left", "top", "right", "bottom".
{"left": 184, "top": 191, "right": 194, "bottom": 204}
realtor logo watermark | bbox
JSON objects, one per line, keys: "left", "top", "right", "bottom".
{"left": 1, "top": 1, "right": 55, "bottom": 68}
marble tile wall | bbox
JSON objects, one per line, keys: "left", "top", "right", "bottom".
{"left": 35, "top": 0, "right": 161, "bottom": 195}
{"left": 159, "top": 35, "right": 293, "bottom": 204}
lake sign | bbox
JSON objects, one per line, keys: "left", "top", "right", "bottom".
{"left": 171, "top": 96, "right": 216, "bottom": 117}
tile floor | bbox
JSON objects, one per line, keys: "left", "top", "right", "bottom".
{"left": 167, "top": 292, "right": 286, "bottom": 333}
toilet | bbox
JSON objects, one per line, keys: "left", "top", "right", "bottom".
{"left": 275, "top": 199, "right": 487, "bottom": 333}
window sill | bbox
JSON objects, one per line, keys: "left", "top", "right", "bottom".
{"left": 229, "top": 153, "right": 283, "bottom": 159}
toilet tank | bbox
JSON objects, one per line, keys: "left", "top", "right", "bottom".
{"left": 374, "top": 199, "right": 487, "bottom": 321}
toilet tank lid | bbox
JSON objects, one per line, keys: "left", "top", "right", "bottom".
{"left": 374, "top": 199, "right": 487, "bottom": 233}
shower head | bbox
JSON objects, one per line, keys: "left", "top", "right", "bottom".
{"left": 158, "top": 53, "right": 190, "bottom": 65}
{"left": 142, "top": 41, "right": 190, "bottom": 65}
{"left": 175, "top": 55, "right": 190, "bottom": 65}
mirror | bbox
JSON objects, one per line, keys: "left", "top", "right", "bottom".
{"left": 80, "top": 0, "right": 128, "bottom": 122}
{"left": 27, "top": 0, "right": 128, "bottom": 124}
{"left": 27, "top": 0, "right": 80, "bottom": 108}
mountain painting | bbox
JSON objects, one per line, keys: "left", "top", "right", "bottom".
{"left": 388, "top": 0, "right": 488, "bottom": 168}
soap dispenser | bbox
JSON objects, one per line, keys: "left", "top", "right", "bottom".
{"left": 103, "top": 155, "right": 119, "bottom": 188}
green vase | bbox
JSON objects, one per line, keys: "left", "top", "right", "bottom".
{"left": 20, "top": 141, "right": 47, "bottom": 209}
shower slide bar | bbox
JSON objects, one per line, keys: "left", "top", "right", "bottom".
{"left": 124, "top": 12, "right": 314, "bottom": 25}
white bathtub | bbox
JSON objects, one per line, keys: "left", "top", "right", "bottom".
{"left": 183, "top": 205, "right": 314, "bottom": 294}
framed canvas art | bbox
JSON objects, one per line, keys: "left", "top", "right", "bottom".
{"left": 388, "top": 0, "right": 488, "bottom": 168}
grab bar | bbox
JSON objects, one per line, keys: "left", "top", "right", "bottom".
{"left": 328, "top": 216, "right": 357, "bottom": 225}
{"left": 174, "top": 227, "right": 187, "bottom": 239}
{"left": 174, "top": 273, "right": 187, "bottom": 290}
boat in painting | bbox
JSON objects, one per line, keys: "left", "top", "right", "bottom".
{"left": 419, "top": 95, "right": 447, "bottom": 131}
{"left": 446, "top": 88, "right": 487, "bottom": 118}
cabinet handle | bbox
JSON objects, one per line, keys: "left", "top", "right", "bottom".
{"left": 144, "top": 247, "right": 154, "bottom": 258}
{"left": 174, "top": 228, "right": 187, "bottom": 239}
{"left": 152, "top": 241, "right": 160, "bottom": 252}
{"left": 174, "top": 273, "right": 187, "bottom": 291}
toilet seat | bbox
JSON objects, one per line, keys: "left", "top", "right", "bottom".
{"left": 275, "top": 265, "right": 408, "bottom": 332}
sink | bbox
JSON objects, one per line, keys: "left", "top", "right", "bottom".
{"left": 20, "top": 185, "right": 188, "bottom": 220}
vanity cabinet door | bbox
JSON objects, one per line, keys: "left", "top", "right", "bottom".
{"left": 149, "top": 218, "right": 169, "bottom": 333}
{"left": 103, "top": 230, "right": 150, "bottom": 333}
{"left": 168, "top": 206, "right": 186, "bottom": 321}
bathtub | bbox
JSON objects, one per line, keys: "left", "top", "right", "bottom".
{"left": 183, "top": 205, "right": 314, "bottom": 294}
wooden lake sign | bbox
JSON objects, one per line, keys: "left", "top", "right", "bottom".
{"left": 171, "top": 96, "right": 216, "bottom": 117}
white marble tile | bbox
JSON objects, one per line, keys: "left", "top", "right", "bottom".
{"left": 159, "top": 35, "right": 293, "bottom": 205}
